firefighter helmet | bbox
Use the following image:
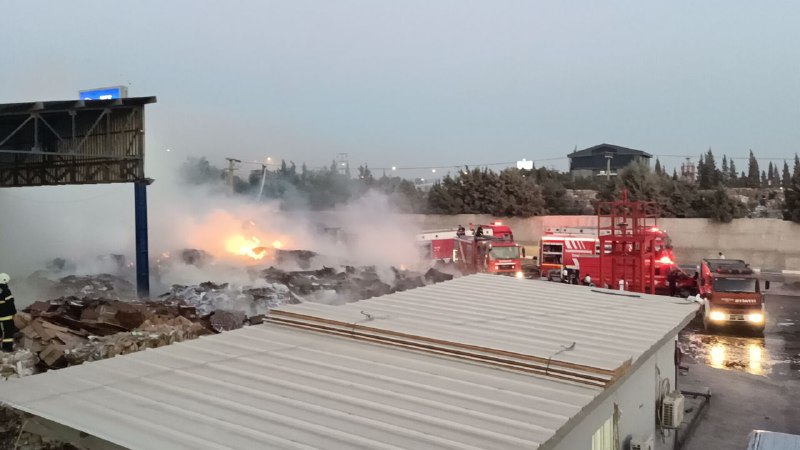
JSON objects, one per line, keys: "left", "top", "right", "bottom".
{"left": 0, "top": 273, "right": 8, "bottom": 284}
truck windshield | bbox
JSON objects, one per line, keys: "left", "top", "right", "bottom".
{"left": 490, "top": 246, "right": 520, "bottom": 260}
{"left": 713, "top": 278, "right": 757, "bottom": 293}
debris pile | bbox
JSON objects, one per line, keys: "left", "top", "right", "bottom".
{"left": 159, "top": 281, "right": 300, "bottom": 316}
{"left": 25, "top": 273, "right": 136, "bottom": 301}
{"left": 3, "top": 297, "right": 213, "bottom": 377}
{"left": 4, "top": 264, "right": 454, "bottom": 379}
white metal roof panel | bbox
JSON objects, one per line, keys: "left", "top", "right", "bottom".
{"left": 275, "top": 274, "right": 699, "bottom": 372}
{"left": 0, "top": 323, "right": 599, "bottom": 450}
{"left": 0, "top": 275, "right": 697, "bottom": 450}
{"left": 748, "top": 430, "right": 800, "bottom": 450}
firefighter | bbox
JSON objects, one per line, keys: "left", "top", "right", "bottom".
{"left": 718, "top": 251, "right": 726, "bottom": 259}
{"left": 0, "top": 273, "right": 16, "bottom": 352}
{"left": 667, "top": 268, "right": 678, "bottom": 297}
{"left": 456, "top": 225, "right": 465, "bottom": 237}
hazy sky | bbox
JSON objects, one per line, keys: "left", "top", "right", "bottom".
{"left": 2, "top": 1, "right": 799, "bottom": 175}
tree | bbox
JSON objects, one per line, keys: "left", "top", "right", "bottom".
{"left": 721, "top": 155, "right": 729, "bottom": 183}
{"left": 767, "top": 162, "right": 775, "bottom": 186}
{"left": 179, "top": 157, "right": 224, "bottom": 185}
{"left": 783, "top": 161, "right": 792, "bottom": 189}
{"left": 747, "top": 150, "right": 760, "bottom": 188}
{"left": 698, "top": 149, "right": 719, "bottom": 189}
{"left": 729, "top": 159, "right": 737, "bottom": 185}
{"left": 654, "top": 158, "right": 663, "bottom": 176}
{"left": 784, "top": 154, "right": 800, "bottom": 222}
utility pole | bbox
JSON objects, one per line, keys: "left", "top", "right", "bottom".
{"left": 605, "top": 153, "right": 613, "bottom": 181}
{"left": 225, "top": 157, "right": 241, "bottom": 194}
{"left": 257, "top": 164, "right": 268, "bottom": 202}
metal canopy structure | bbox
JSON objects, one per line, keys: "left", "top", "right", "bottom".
{"left": 0, "top": 96, "right": 157, "bottom": 298}
{"left": 0, "top": 97, "right": 155, "bottom": 187}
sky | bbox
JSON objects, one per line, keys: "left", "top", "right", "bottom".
{"left": 1, "top": 0, "right": 799, "bottom": 178}
{"left": 1, "top": 0, "right": 799, "bottom": 281}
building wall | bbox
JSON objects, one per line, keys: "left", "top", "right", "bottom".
{"left": 549, "top": 337, "right": 678, "bottom": 450}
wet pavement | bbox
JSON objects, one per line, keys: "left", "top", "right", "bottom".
{"left": 679, "top": 285, "right": 800, "bottom": 380}
{"left": 679, "top": 284, "right": 800, "bottom": 450}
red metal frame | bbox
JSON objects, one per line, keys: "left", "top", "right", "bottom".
{"left": 598, "top": 190, "right": 659, "bottom": 294}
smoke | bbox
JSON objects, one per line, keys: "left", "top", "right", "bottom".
{"left": 0, "top": 152, "right": 426, "bottom": 306}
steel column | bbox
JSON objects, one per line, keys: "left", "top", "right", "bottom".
{"left": 134, "top": 179, "right": 151, "bottom": 298}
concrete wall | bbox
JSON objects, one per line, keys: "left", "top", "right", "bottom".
{"left": 411, "top": 215, "right": 800, "bottom": 270}
{"left": 550, "top": 337, "right": 678, "bottom": 450}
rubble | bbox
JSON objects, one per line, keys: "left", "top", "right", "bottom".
{"left": 4, "top": 297, "right": 214, "bottom": 376}
{"left": 5, "top": 264, "right": 454, "bottom": 379}
{"left": 25, "top": 273, "right": 137, "bottom": 301}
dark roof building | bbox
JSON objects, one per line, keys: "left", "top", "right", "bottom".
{"left": 568, "top": 143, "right": 652, "bottom": 178}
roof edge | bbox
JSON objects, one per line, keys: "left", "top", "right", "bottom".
{"left": 537, "top": 302, "right": 698, "bottom": 450}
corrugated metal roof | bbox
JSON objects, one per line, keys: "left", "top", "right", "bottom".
{"left": 0, "top": 324, "right": 598, "bottom": 450}
{"left": 273, "top": 274, "right": 699, "bottom": 375}
{"left": 0, "top": 275, "right": 698, "bottom": 450}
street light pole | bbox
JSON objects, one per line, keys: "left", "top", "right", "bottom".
{"left": 605, "top": 153, "right": 613, "bottom": 181}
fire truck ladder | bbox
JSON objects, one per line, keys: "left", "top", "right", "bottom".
{"left": 597, "top": 190, "right": 659, "bottom": 294}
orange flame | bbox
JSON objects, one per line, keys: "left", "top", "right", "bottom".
{"left": 225, "top": 235, "right": 267, "bottom": 260}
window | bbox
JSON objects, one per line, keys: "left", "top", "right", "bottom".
{"left": 591, "top": 416, "right": 615, "bottom": 450}
{"left": 713, "top": 277, "right": 757, "bottom": 293}
{"left": 490, "top": 246, "right": 520, "bottom": 260}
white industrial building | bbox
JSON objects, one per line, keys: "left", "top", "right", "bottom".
{"left": 0, "top": 274, "right": 698, "bottom": 450}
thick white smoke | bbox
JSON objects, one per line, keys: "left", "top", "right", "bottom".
{"left": 0, "top": 150, "right": 426, "bottom": 306}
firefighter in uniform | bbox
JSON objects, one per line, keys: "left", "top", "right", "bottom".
{"left": 0, "top": 273, "right": 16, "bottom": 352}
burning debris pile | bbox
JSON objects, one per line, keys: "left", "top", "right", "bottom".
{"left": 3, "top": 254, "right": 454, "bottom": 379}
{"left": 253, "top": 265, "right": 453, "bottom": 304}
{"left": 1, "top": 298, "right": 212, "bottom": 378}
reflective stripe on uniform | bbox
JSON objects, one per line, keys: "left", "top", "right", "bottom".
{"left": 1, "top": 338, "right": 13, "bottom": 343}
{"left": 4, "top": 296, "right": 12, "bottom": 300}
{"left": 0, "top": 315, "right": 13, "bottom": 321}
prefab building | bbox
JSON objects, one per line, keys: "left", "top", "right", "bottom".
{"left": 0, "top": 274, "right": 697, "bottom": 450}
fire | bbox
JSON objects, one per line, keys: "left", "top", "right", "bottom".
{"left": 224, "top": 236, "right": 286, "bottom": 260}
{"left": 225, "top": 235, "right": 267, "bottom": 260}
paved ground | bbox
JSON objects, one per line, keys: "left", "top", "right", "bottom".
{"left": 679, "top": 285, "right": 800, "bottom": 449}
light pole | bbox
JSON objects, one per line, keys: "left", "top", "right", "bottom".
{"left": 605, "top": 153, "right": 614, "bottom": 181}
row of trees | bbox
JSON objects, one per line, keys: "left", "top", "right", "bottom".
{"left": 180, "top": 153, "right": 800, "bottom": 223}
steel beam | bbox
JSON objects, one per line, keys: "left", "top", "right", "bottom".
{"left": 134, "top": 179, "right": 151, "bottom": 298}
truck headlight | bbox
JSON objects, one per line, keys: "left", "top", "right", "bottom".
{"left": 747, "top": 313, "right": 764, "bottom": 324}
{"left": 515, "top": 271, "right": 524, "bottom": 279}
{"left": 709, "top": 311, "right": 726, "bottom": 321}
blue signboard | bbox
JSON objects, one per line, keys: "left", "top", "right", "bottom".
{"left": 79, "top": 86, "right": 128, "bottom": 100}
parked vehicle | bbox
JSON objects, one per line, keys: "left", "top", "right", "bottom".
{"left": 698, "top": 259, "right": 768, "bottom": 333}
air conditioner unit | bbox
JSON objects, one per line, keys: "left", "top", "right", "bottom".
{"left": 630, "top": 435, "right": 654, "bottom": 450}
{"left": 661, "top": 390, "right": 685, "bottom": 428}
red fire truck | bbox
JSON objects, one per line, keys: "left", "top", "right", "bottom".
{"left": 698, "top": 259, "right": 767, "bottom": 332}
{"left": 416, "top": 228, "right": 459, "bottom": 263}
{"left": 540, "top": 226, "right": 683, "bottom": 290}
{"left": 418, "top": 222, "right": 524, "bottom": 277}
{"left": 539, "top": 227, "right": 603, "bottom": 281}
